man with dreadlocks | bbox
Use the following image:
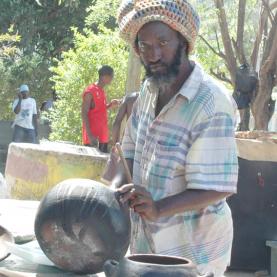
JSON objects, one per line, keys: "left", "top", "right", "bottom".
{"left": 113, "top": 1, "right": 238, "bottom": 276}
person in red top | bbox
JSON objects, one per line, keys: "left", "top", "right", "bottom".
{"left": 82, "top": 65, "right": 120, "bottom": 153}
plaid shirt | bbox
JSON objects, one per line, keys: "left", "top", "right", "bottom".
{"left": 122, "top": 63, "right": 238, "bottom": 273}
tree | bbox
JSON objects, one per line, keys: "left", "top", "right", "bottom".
{"left": 0, "top": 26, "right": 20, "bottom": 59}
{"left": 0, "top": 0, "right": 93, "bottom": 120}
{"left": 0, "top": 26, "right": 21, "bottom": 119}
{"left": 198, "top": 0, "right": 277, "bottom": 130}
{"left": 0, "top": 0, "right": 91, "bottom": 58}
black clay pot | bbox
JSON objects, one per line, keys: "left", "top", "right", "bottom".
{"left": 104, "top": 255, "right": 214, "bottom": 277}
{"left": 35, "top": 179, "right": 131, "bottom": 274}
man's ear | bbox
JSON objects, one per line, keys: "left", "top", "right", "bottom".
{"left": 177, "top": 33, "right": 189, "bottom": 55}
{"left": 134, "top": 36, "right": 140, "bottom": 56}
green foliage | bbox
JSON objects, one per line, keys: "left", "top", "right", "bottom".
{"left": 86, "top": 0, "right": 120, "bottom": 30}
{"left": 0, "top": 0, "right": 91, "bottom": 58}
{"left": 0, "top": 26, "right": 20, "bottom": 58}
{"left": 0, "top": 0, "right": 93, "bottom": 120}
{"left": 49, "top": 28, "right": 128, "bottom": 144}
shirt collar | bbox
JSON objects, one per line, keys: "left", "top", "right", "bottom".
{"left": 145, "top": 62, "right": 204, "bottom": 103}
{"left": 178, "top": 62, "right": 204, "bottom": 102}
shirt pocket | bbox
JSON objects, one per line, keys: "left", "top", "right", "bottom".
{"left": 154, "top": 142, "right": 186, "bottom": 177}
{"left": 144, "top": 142, "right": 186, "bottom": 198}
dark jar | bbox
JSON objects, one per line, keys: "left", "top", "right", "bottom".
{"left": 35, "top": 179, "right": 131, "bottom": 274}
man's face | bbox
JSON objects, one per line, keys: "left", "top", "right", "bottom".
{"left": 21, "top": 91, "right": 28, "bottom": 99}
{"left": 102, "top": 74, "right": 114, "bottom": 86}
{"left": 136, "top": 21, "right": 186, "bottom": 84}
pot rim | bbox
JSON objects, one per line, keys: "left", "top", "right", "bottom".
{"left": 125, "top": 254, "right": 195, "bottom": 268}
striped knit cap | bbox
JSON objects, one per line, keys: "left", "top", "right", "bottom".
{"left": 118, "top": 0, "right": 200, "bottom": 53}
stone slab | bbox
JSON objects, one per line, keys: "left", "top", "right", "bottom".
{"left": 0, "top": 199, "right": 39, "bottom": 243}
{"left": 5, "top": 142, "right": 108, "bottom": 200}
{"left": 236, "top": 138, "right": 277, "bottom": 162}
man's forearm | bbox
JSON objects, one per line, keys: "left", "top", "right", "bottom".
{"left": 156, "top": 190, "right": 233, "bottom": 218}
{"left": 82, "top": 113, "right": 97, "bottom": 143}
{"left": 14, "top": 100, "right": 22, "bottom": 114}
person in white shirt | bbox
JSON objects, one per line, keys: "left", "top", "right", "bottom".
{"left": 12, "top": 84, "right": 38, "bottom": 143}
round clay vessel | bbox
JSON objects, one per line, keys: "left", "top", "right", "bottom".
{"left": 104, "top": 254, "right": 214, "bottom": 277}
{"left": 35, "top": 179, "right": 131, "bottom": 274}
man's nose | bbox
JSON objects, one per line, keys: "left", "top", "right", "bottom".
{"left": 148, "top": 46, "right": 162, "bottom": 63}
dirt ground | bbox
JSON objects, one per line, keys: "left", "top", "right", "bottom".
{"left": 225, "top": 273, "right": 254, "bottom": 277}
{"left": 95, "top": 271, "right": 256, "bottom": 277}
{"left": 225, "top": 271, "right": 269, "bottom": 277}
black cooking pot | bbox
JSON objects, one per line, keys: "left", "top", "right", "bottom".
{"left": 35, "top": 179, "right": 131, "bottom": 274}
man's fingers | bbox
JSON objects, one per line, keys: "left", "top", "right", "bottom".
{"left": 134, "top": 203, "right": 149, "bottom": 214}
{"left": 119, "top": 189, "right": 136, "bottom": 203}
{"left": 117, "top": 185, "right": 151, "bottom": 205}
{"left": 117, "top": 184, "right": 135, "bottom": 194}
{"left": 129, "top": 195, "right": 150, "bottom": 208}
{"left": 117, "top": 184, "right": 149, "bottom": 196}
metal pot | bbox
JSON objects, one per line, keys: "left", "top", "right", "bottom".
{"left": 104, "top": 254, "right": 214, "bottom": 277}
{"left": 35, "top": 179, "right": 131, "bottom": 274}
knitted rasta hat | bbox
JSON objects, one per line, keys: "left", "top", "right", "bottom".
{"left": 118, "top": 0, "right": 200, "bottom": 53}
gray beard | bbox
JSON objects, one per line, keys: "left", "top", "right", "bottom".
{"left": 148, "top": 73, "right": 177, "bottom": 94}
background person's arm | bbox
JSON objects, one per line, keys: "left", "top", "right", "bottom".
{"left": 107, "top": 99, "right": 121, "bottom": 109}
{"left": 112, "top": 99, "right": 127, "bottom": 145}
{"left": 81, "top": 93, "right": 98, "bottom": 145}
{"left": 111, "top": 158, "right": 134, "bottom": 189}
{"left": 112, "top": 97, "right": 138, "bottom": 188}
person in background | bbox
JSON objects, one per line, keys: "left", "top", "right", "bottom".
{"left": 112, "top": 91, "right": 139, "bottom": 145}
{"left": 82, "top": 65, "right": 121, "bottom": 153}
{"left": 40, "top": 89, "right": 58, "bottom": 112}
{"left": 12, "top": 84, "right": 38, "bottom": 143}
{"left": 102, "top": 91, "right": 139, "bottom": 184}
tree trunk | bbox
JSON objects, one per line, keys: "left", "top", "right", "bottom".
{"left": 251, "top": 10, "right": 277, "bottom": 130}
{"left": 252, "top": 71, "right": 275, "bottom": 130}
{"left": 125, "top": 48, "right": 141, "bottom": 95}
{"left": 236, "top": 0, "right": 247, "bottom": 65}
{"left": 214, "top": 0, "right": 237, "bottom": 84}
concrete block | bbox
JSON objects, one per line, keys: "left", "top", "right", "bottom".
{"left": 0, "top": 120, "right": 51, "bottom": 146}
{"left": 5, "top": 142, "right": 108, "bottom": 200}
{"left": 266, "top": 241, "right": 277, "bottom": 277}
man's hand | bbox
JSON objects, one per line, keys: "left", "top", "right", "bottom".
{"left": 117, "top": 184, "right": 160, "bottom": 221}
{"left": 109, "top": 99, "right": 122, "bottom": 109}
{"left": 18, "top": 93, "right": 23, "bottom": 100}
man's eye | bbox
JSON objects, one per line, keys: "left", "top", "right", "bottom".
{"left": 160, "top": 40, "right": 169, "bottom": 46}
{"left": 138, "top": 42, "right": 150, "bottom": 52}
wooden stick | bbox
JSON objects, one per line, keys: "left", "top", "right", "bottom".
{"left": 115, "top": 143, "right": 132, "bottom": 183}
{"left": 115, "top": 143, "right": 156, "bottom": 253}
